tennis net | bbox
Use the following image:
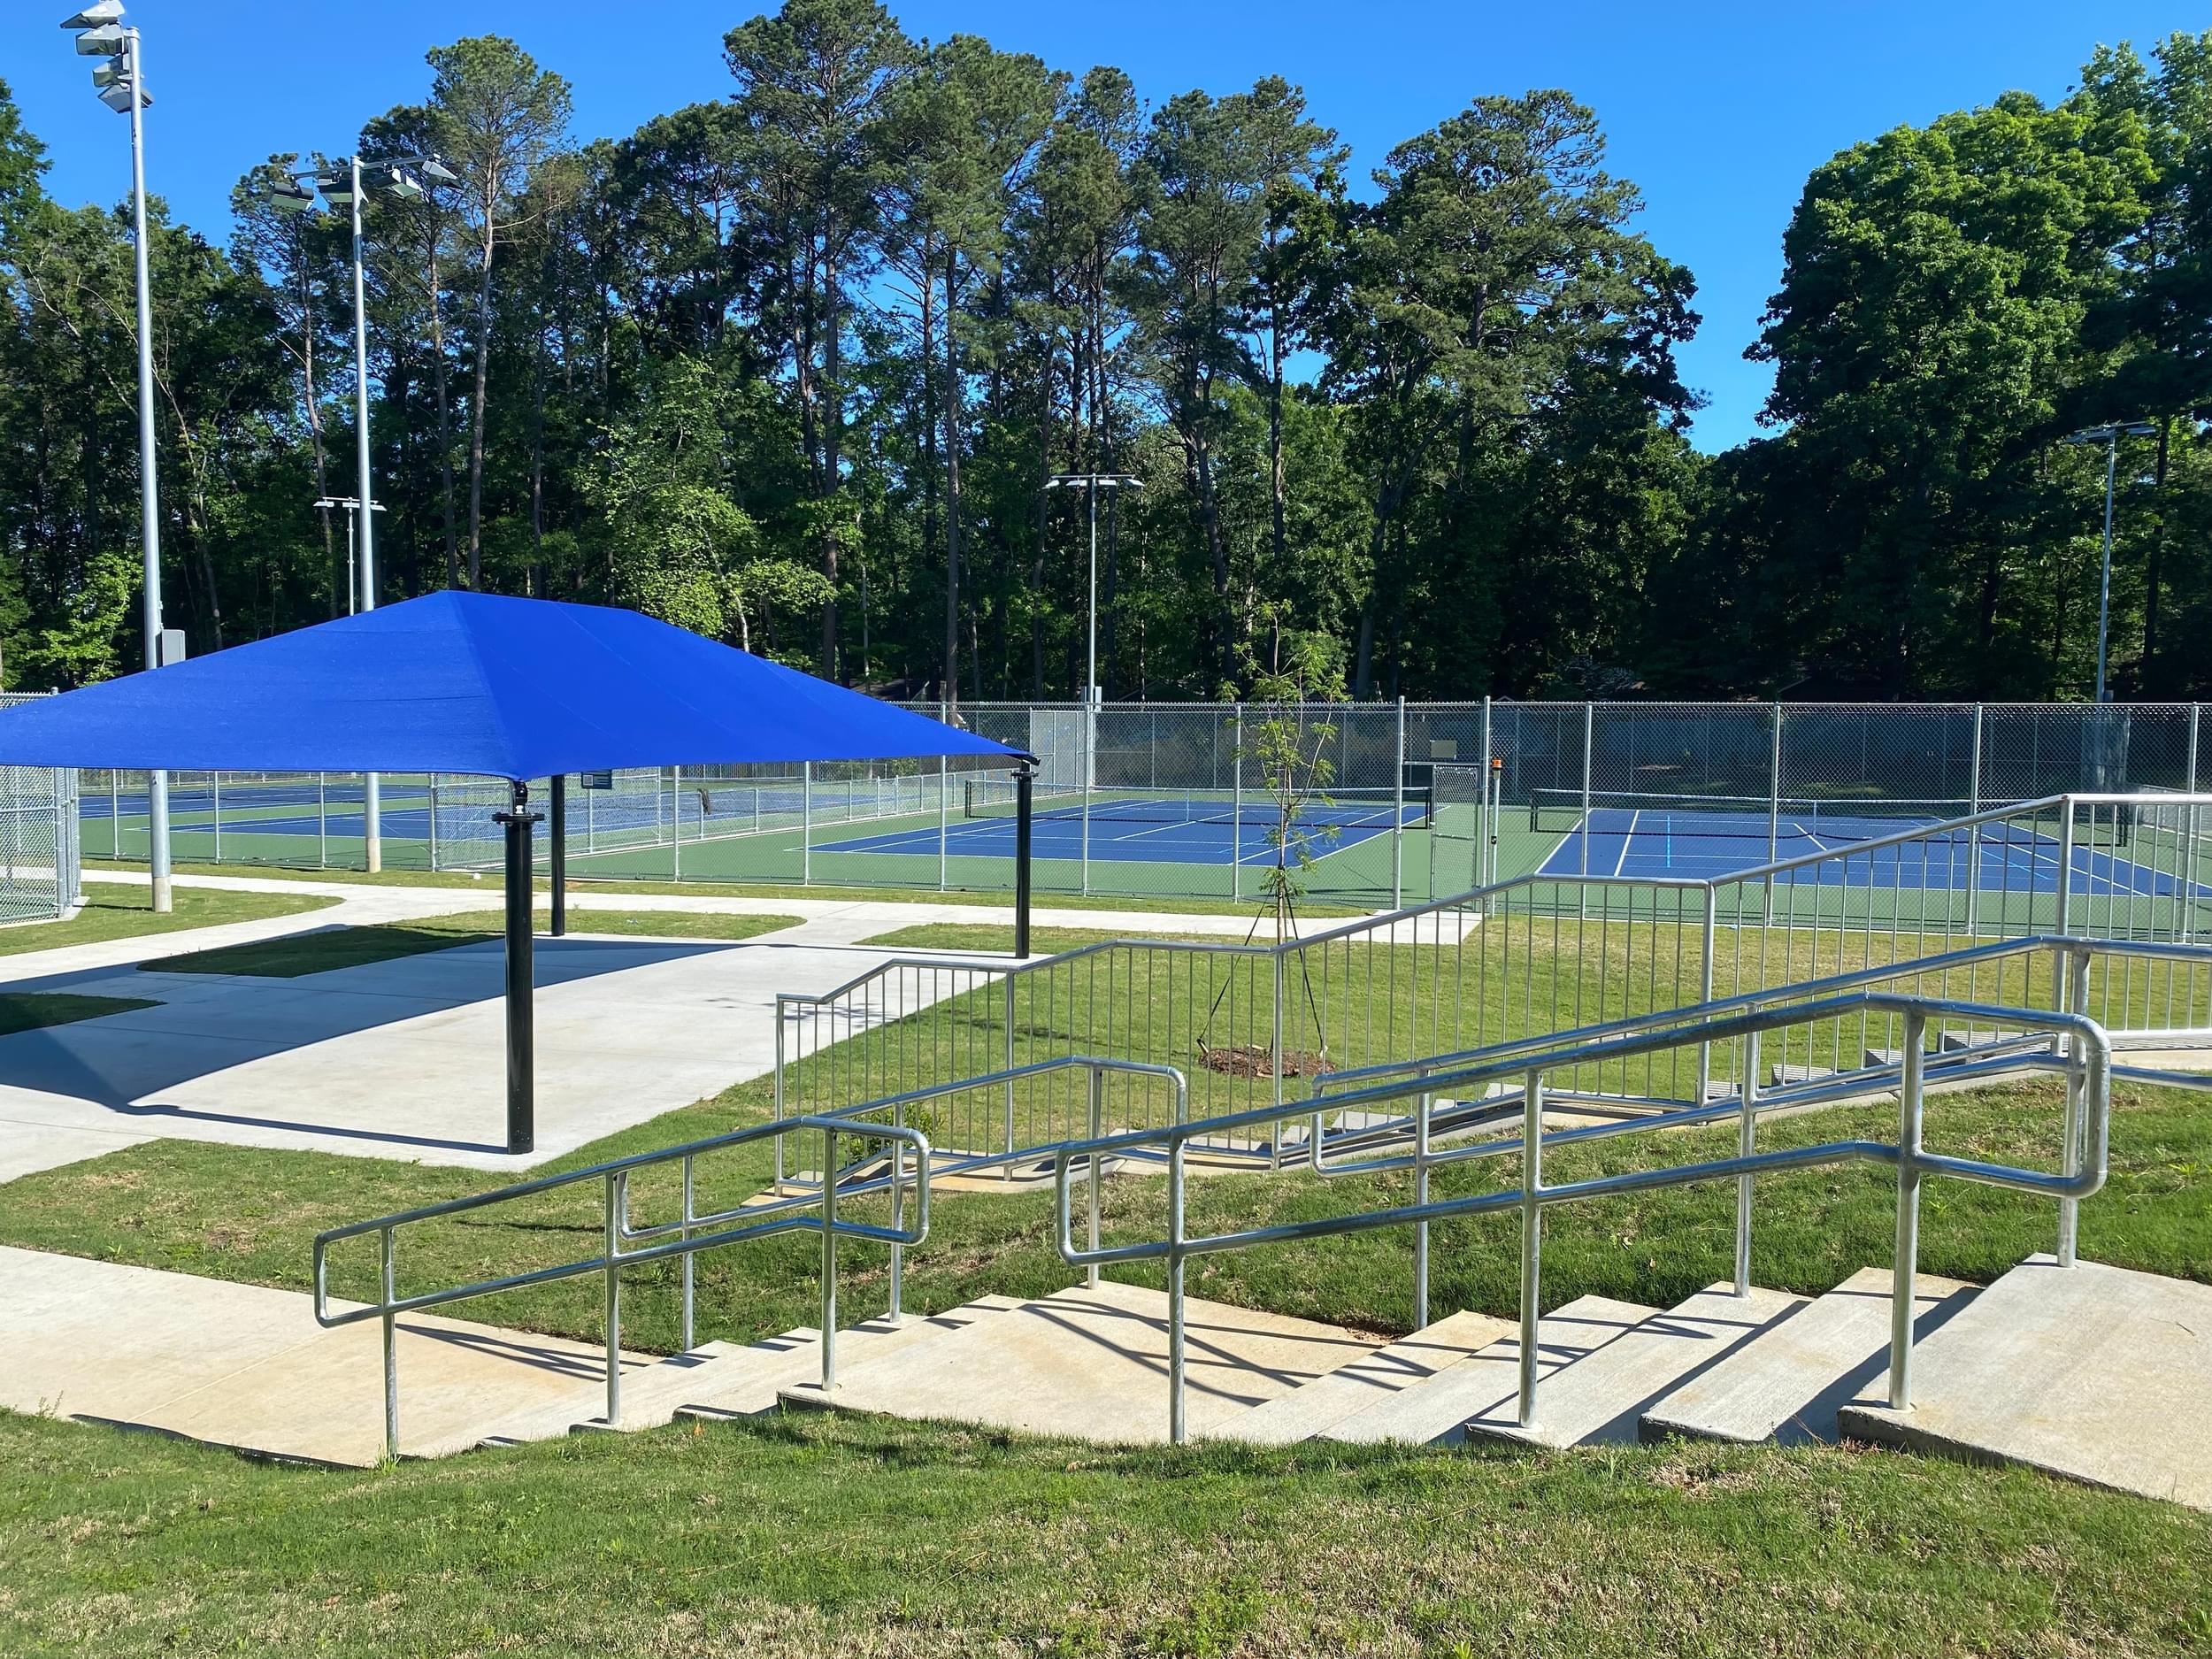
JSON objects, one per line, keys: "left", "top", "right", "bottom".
{"left": 964, "top": 780, "right": 1431, "bottom": 830}
{"left": 1527, "top": 789, "right": 1984, "bottom": 843}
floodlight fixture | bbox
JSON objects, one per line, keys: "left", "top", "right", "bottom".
{"left": 98, "top": 79, "right": 150, "bottom": 112}
{"left": 385, "top": 168, "right": 424, "bottom": 201}
{"left": 264, "top": 176, "right": 318, "bottom": 213}
{"left": 73, "top": 21, "right": 126, "bottom": 54}
{"left": 319, "top": 173, "right": 357, "bottom": 207}
{"left": 91, "top": 58, "right": 124, "bottom": 86}
{"left": 421, "top": 157, "right": 458, "bottom": 183}
{"left": 59, "top": 2, "right": 124, "bottom": 27}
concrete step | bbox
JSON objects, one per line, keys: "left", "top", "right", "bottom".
{"left": 712, "top": 1296, "right": 1023, "bottom": 1422}
{"left": 782, "top": 1280, "right": 1377, "bottom": 1443}
{"left": 1463, "top": 1285, "right": 1807, "bottom": 1449}
{"left": 1640, "top": 1267, "right": 1978, "bottom": 1446}
{"left": 473, "top": 1331, "right": 815, "bottom": 1447}
{"left": 1224, "top": 1310, "right": 1514, "bottom": 1445}
{"left": 1322, "top": 1295, "right": 1656, "bottom": 1446}
{"left": 1839, "top": 1256, "right": 2212, "bottom": 1511}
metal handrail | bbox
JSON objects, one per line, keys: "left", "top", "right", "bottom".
{"left": 313, "top": 1112, "right": 933, "bottom": 1462}
{"left": 1050, "top": 991, "right": 2112, "bottom": 1444}
{"left": 1312, "top": 933, "right": 2209, "bottom": 1098}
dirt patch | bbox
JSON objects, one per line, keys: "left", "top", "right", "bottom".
{"left": 1198, "top": 1044, "right": 1332, "bottom": 1079}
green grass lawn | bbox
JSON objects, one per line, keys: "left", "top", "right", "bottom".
{"left": 0, "top": 991, "right": 156, "bottom": 1034}
{"left": 4, "top": 1406, "right": 2208, "bottom": 1659}
{"left": 137, "top": 908, "right": 804, "bottom": 978}
{"left": 0, "top": 885, "right": 338, "bottom": 956}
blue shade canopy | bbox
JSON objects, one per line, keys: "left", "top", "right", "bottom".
{"left": 0, "top": 592, "right": 1018, "bottom": 780}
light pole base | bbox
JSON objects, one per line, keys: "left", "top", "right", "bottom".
{"left": 150, "top": 874, "right": 173, "bottom": 914}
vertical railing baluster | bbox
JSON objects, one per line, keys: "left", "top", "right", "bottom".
{"left": 380, "top": 1225, "right": 398, "bottom": 1463}
{"left": 603, "top": 1172, "right": 623, "bottom": 1427}
{"left": 1888, "top": 1010, "right": 1927, "bottom": 1410}
{"left": 1735, "top": 1030, "right": 1760, "bottom": 1298}
{"left": 820, "top": 1121, "right": 839, "bottom": 1391}
{"left": 1517, "top": 1066, "right": 1545, "bottom": 1431}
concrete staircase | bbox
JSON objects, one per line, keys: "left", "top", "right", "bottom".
{"left": 9, "top": 1241, "right": 2205, "bottom": 1509}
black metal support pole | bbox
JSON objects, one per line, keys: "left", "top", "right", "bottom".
{"left": 1013, "top": 764, "right": 1033, "bottom": 958}
{"left": 549, "top": 774, "right": 567, "bottom": 938}
{"left": 493, "top": 781, "right": 544, "bottom": 1156}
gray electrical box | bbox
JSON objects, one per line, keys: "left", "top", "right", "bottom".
{"left": 157, "top": 628, "right": 187, "bottom": 667}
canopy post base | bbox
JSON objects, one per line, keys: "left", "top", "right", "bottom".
{"left": 1013, "top": 764, "right": 1033, "bottom": 959}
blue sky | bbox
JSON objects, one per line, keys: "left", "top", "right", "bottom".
{"left": 7, "top": 0, "right": 2204, "bottom": 450}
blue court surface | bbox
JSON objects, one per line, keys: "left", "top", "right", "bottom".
{"left": 1539, "top": 805, "right": 2204, "bottom": 896}
{"left": 817, "top": 796, "right": 1423, "bottom": 866}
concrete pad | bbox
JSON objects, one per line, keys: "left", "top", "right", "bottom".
{"left": 1467, "top": 1286, "right": 1805, "bottom": 1448}
{"left": 0, "top": 1245, "right": 643, "bottom": 1465}
{"left": 0, "top": 932, "right": 945, "bottom": 1172}
{"left": 1224, "top": 1310, "right": 1513, "bottom": 1445}
{"left": 0, "top": 1121, "right": 152, "bottom": 1182}
{"left": 783, "top": 1280, "right": 1377, "bottom": 1443}
{"left": 1323, "top": 1295, "right": 1654, "bottom": 1446}
{"left": 1642, "top": 1267, "right": 1978, "bottom": 1446}
{"left": 1839, "top": 1256, "right": 2212, "bottom": 1510}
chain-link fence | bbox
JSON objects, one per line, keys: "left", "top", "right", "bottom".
{"left": 81, "top": 701, "right": 2208, "bottom": 910}
{"left": 0, "top": 694, "right": 80, "bottom": 923}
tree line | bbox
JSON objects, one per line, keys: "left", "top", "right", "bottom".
{"left": 2, "top": 4, "right": 2208, "bottom": 710}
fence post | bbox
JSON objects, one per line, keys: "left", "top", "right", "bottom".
{"left": 672, "top": 765, "right": 683, "bottom": 883}
{"left": 1230, "top": 702, "right": 1243, "bottom": 904}
{"left": 1579, "top": 701, "right": 1594, "bottom": 879}
{"left": 1696, "top": 887, "right": 1717, "bottom": 1103}
{"left": 1767, "top": 702, "right": 1784, "bottom": 866}
{"left": 2185, "top": 705, "right": 2200, "bottom": 946}
{"left": 888, "top": 1103, "right": 906, "bottom": 1321}
{"left": 938, "top": 755, "right": 949, "bottom": 893}
{"left": 1888, "top": 1010, "right": 1927, "bottom": 1410}
{"left": 1965, "top": 705, "right": 1985, "bottom": 937}
{"left": 1394, "top": 695, "right": 1407, "bottom": 910}
{"left": 317, "top": 773, "right": 326, "bottom": 870}
{"left": 1517, "top": 1066, "right": 1544, "bottom": 1431}
{"left": 1168, "top": 1140, "right": 1187, "bottom": 1446}
{"left": 801, "top": 762, "right": 811, "bottom": 887}
{"left": 211, "top": 772, "right": 221, "bottom": 863}
{"left": 427, "top": 773, "right": 440, "bottom": 872}
{"left": 1086, "top": 1064, "right": 1102, "bottom": 1291}
{"left": 1479, "top": 696, "right": 1493, "bottom": 892}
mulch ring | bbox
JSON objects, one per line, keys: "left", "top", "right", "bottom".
{"left": 1198, "top": 1044, "right": 1333, "bottom": 1079}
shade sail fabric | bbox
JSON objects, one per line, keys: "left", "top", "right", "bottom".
{"left": 0, "top": 592, "right": 1017, "bottom": 779}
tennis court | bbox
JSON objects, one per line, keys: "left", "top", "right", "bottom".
{"left": 816, "top": 784, "right": 1428, "bottom": 868}
{"left": 1532, "top": 793, "right": 2206, "bottom": 897}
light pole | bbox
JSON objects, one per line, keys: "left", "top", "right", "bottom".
{"left": 2062, "top": 420, "right": 2157, "bottom": 704}
{"left": 312, "top": 497, "right": 387, "bottom": 615}
{"left": 63, "top": 3, "right": 172, "bottom": 910}
{"left": 259, "top": 150, "right": 453, "bottom": 871}
{"left": 1042, "top": 472, "right": 1142, "bottom": 710}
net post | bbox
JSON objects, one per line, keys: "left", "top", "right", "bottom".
{"left": 1479, "top": 696, "right": 1492, "bottom": 892}
{"left": 1394, "top": 695, "right": 1406, "bottom": 910}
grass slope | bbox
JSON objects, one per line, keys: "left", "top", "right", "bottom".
{"left": 0, "top": 886, "right": 337, "bottom": 957}
{"left": 2, "top": 1074, "right": 2204, "bottom": 1363}
{"left": 4, "top": 1408, "right": 2208, "bottom": 1658}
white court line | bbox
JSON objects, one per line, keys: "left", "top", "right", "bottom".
{"left": 1611, "top": 810, "right": 1639, "bottom": 879}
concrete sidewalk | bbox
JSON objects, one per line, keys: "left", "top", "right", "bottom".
{"left": 0, "top": 872, "right": 1287, "bottom": 1183}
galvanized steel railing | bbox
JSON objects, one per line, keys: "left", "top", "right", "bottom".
{"left": 1052, "top": 991, "right": 2117, "bottom": 1444}
{"left": 776, "top": 795, "right": 2210, "bottom": 1160}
